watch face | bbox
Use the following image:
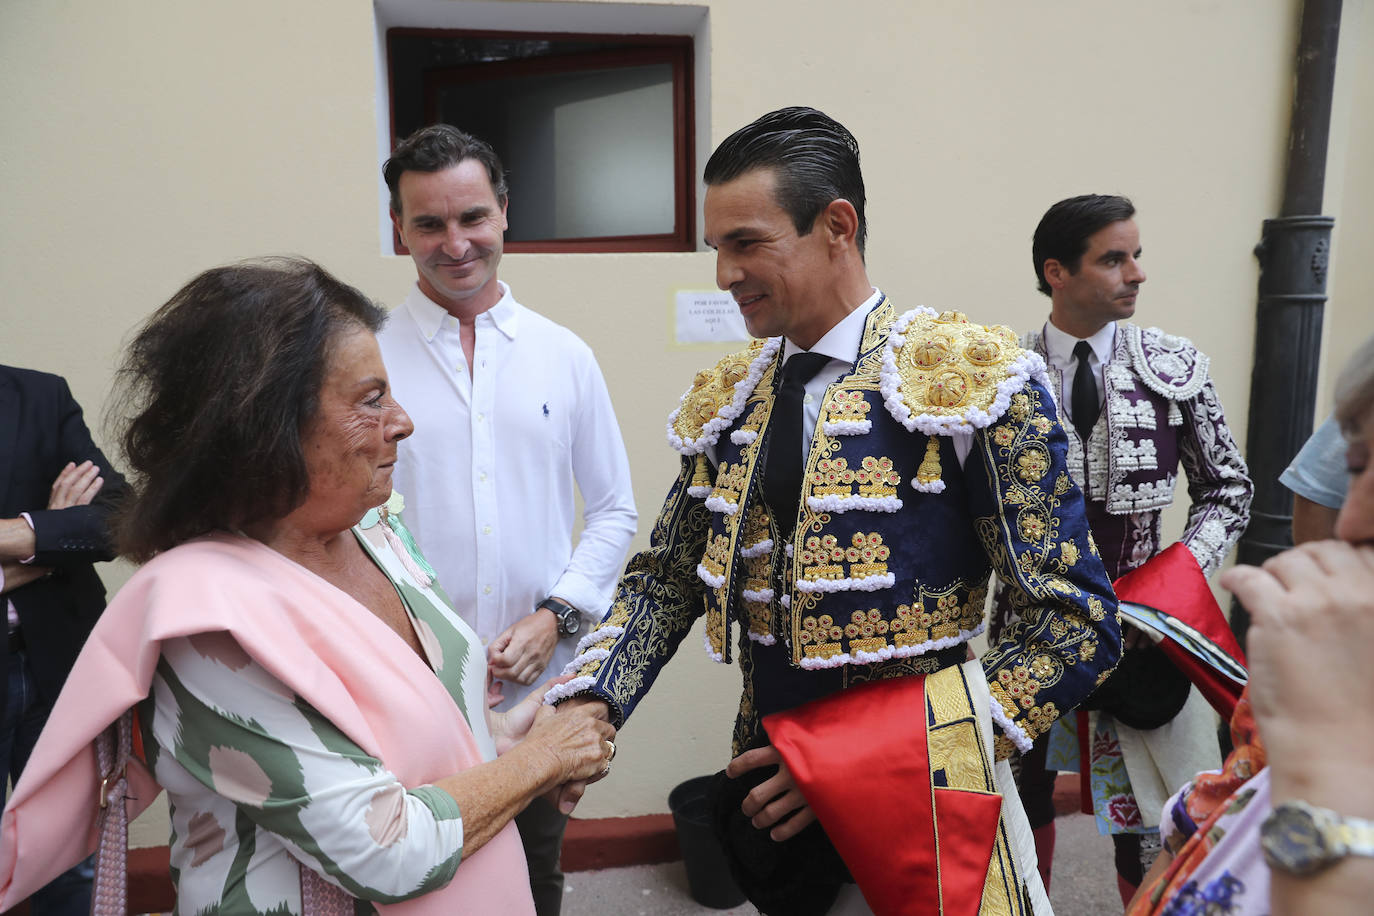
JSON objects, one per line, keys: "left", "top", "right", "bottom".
{"left": 1263, "top": 804, "right": 1331, "bottom": 875}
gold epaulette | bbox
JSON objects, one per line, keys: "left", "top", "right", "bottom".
{"left": 882, "top": 308, "right": 1043, "bottom": 437}
{"left": 666, "top": 337, "right": 782, "bottom": 455}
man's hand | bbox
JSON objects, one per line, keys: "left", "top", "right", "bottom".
{"left": 488, "top": 608, "right": 560, "bottom": 686}
{"left": 0, "top": 461, "right": 107, "bottom": 563}
{"left": 726, "top": 744, "right": 816, "bottom": 841}
{"left": 48, "top": 460, "right": 104, "bottom": 510}
{"left": 1, "top": 560, "right": 49, "bottom": 595}
{"left": 491, "top": 675, "right": 575, "bottom": 753}
{"left": 1123, "top": 625, "right": 1152, "bottom": 650}
{"left": 0, "top": 519, "right": 37, "bottom": 564}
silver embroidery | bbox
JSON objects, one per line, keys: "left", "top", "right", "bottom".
{"left": 1118, "top": 399, "right": 1157, "bottom": 429}
{"left": 1117, "top": 438, "right": 1159, "bottom": 472}
{"left": 1111, "top": 475, "right": 1177, "bottom": 510}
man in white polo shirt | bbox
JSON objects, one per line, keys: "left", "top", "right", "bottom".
{"left": 377, "top": 124, "right": 637, "bottom": 916}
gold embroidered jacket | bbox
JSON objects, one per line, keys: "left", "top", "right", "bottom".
{"left": 555, "top": 300, "right": 1121, "bottom": 758}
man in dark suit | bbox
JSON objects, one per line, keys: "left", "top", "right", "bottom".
{"left": 0, "top": 364, "right": 127, "bottom": 916}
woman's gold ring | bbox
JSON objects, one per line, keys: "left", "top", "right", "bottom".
{"left": 603, "top": 739, "right": 616, "bottom": 762}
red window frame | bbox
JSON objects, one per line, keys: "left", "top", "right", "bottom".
{"left": 387, "top": 28, "right": 695, "bottom": 254}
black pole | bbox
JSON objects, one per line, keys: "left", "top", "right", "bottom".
{"left": 1230, "top": 0, "right": 1342, "bottom": 649}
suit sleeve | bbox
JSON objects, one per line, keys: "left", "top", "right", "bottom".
{"left": 26, "top": 376, "right": 128, "bottom": 566}
{"left": 1175, "top": 374, "right": 1253, "bottom": 578}
{"left": 553, "top": 456, "right": 712, "bottom": 728}
{"left": 969, "top": 380, "right": 1122, "bottom": 759}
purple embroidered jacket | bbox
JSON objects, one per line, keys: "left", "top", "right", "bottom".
{"left": 994, "top": 323, "right": 1252, "bottom": 636}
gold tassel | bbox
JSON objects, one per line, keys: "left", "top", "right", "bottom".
{"left": 691, "top": 454, "right": 713, "bottom": 490}
{"left": 917, "top": 436, "right": 943, "bottom": 487}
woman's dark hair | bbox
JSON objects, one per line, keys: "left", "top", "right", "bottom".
{"left": 704, "top": 106, "right": 868, "bottom": 255}
{"left": 114, "top": 257, "right": 385, "bottom": 561}
{"left": 1031, "top": 194, "right": 1136, "bottom": 296}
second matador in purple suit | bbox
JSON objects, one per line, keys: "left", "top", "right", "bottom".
{"left": 992, "top": 195, "right": 1253, "bottom": 905}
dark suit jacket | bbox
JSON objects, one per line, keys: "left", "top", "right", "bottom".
{"left": 1, "top": 365, "right": 127, "bottom": 709}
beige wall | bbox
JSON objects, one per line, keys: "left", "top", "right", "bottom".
{"left": 3, "top": 0, "right": 1372, "bottom": 832}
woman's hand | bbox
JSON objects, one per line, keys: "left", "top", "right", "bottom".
{"left": 516, "top": 704, "right": 616, "bottom": 793}
{"left": 434, "top": 700, "right": 615, "bottom": 854}
{"left": 1222, "top": 541, "right": 1374, "bottom": 809}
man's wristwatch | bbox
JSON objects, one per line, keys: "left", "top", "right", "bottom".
{"left": 1261, "top": 800, "right": 1374, "bottom": 875}
{"left": 538, "top": 597, "right": 582, "bottom": 639}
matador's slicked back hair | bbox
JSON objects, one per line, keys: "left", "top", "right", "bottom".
{"left": 704, "top": 106, "right": 867, "bottom": 255}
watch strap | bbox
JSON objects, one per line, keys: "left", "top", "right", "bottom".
{"left": 538, "top": 597, "right": 582, "bottom": 638}
{"left": 1330, "top": 809, "right": 1374, "bottom": 858}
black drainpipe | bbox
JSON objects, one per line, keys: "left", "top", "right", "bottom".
{"left": 1230, "top": 0, "right": 1343, "bottom": 648}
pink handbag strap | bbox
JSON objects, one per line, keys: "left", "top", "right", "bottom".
{"left": 91, "top": 710, "right": 356, "bottom": 916}
{"left": 92, "top": 711, "right": 131, "bottom": 916}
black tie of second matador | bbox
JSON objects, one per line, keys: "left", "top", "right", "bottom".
{"left": 1071, "top": 340, "right": 1100, "bottom": 443}
{"left": 765, "top": 352, "right": 832, "bottom": 537}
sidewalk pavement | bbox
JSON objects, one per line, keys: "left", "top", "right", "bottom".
{"left": 563, "top": 810, "right": 1122, "bottom": 915}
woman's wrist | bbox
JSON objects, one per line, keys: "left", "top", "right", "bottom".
{"left": 1271, "top": 763, "right": 1374, "bottom": 820}
{"left": 496, "top": 732, "right": 562, "bottom": 798}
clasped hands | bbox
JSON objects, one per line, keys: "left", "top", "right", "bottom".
{"left": 491, "top": 684, "right": 811, "bottom": 835}
{"left": 1, "top": 461, "right": 106, "bottom": 595}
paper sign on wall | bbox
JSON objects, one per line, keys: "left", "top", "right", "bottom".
{"left": 675, "top": 291, "right": 749, "bottom": 344}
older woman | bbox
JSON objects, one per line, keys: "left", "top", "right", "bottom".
{"left": 0, "top": 259, "right": 615, "bottom": 915}
{"left": 1128, "top": 332, "right": 1374, "bottom": 916}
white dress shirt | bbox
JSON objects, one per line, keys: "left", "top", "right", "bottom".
{"left": 6, "top": 514, "right": 35, "bottom": 630}
{"left": 781, "top": 288, "right": 883, "bottom": 461}
{"left": 1042, "top": 318, "right": 1116, "bottom": 423}
{"left": 378, "top": 282, "right": 637, "bottom": 706}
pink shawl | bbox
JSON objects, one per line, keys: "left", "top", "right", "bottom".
{"left": 0, "top": 533, "right": 533, "bottom": 914}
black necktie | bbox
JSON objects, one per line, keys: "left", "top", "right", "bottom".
{"left": 1071, "top": 340, "right": 1100, "bottom": 442}
{"left": 764, "top": 352, "right": 832, "bottom": 537}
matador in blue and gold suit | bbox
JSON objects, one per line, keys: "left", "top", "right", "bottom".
{"left": 554, "top": 298, "right": 1122, "bottom": 914}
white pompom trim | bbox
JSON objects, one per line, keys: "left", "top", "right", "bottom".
{"left": 781, "top": 594, "right": 791, "bottom": 608}
{"left": 796, "top": 623, "right": 984, "bottom": 670}
{"left": 747, "top": 631, "right": 777, "bottom": 646}
{"left": 563, "top": 647, "right": 612, "bottom": 672}
{"left": 739, "top": 539, "right": 774, "bottom": 559}
{"left": 702, "top": 629, "right": 725, "bottom": 663}
{"left": 686, "top": 485, "right": 712, "bottom": 498}
{"left": 988, "top": 698, "right": 1034, "bottom": 753}
{"left": 704, "top": 495, "right": 740, "bottom": 516}
{"left": 910, "top": 478, "right": 947, "bottom": 494}
{"left": 805, "top": 493, "right": 904, "bottom": 514}
{"left": 543, "top": 675, "right": 597, "bottom": 705}
{"left": 696, "top": 564, "right": 726, "bottom": 589}
{"left": 731, "top": 429, "right": 759, "bottom": 445}
{"left": 822, "top": 419, "right": 872, "bottom": 436}
{"left": 573, "top": 626, "right": 624, "bottom": 655}
{"left": 667, "top": 337, "right": 783, "bottom": 455}
{"left": 741, "top": 587, "right": 774, "bottom": 603}
{"left": 793, "top": 572, "right": 896, "bottom": 593}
